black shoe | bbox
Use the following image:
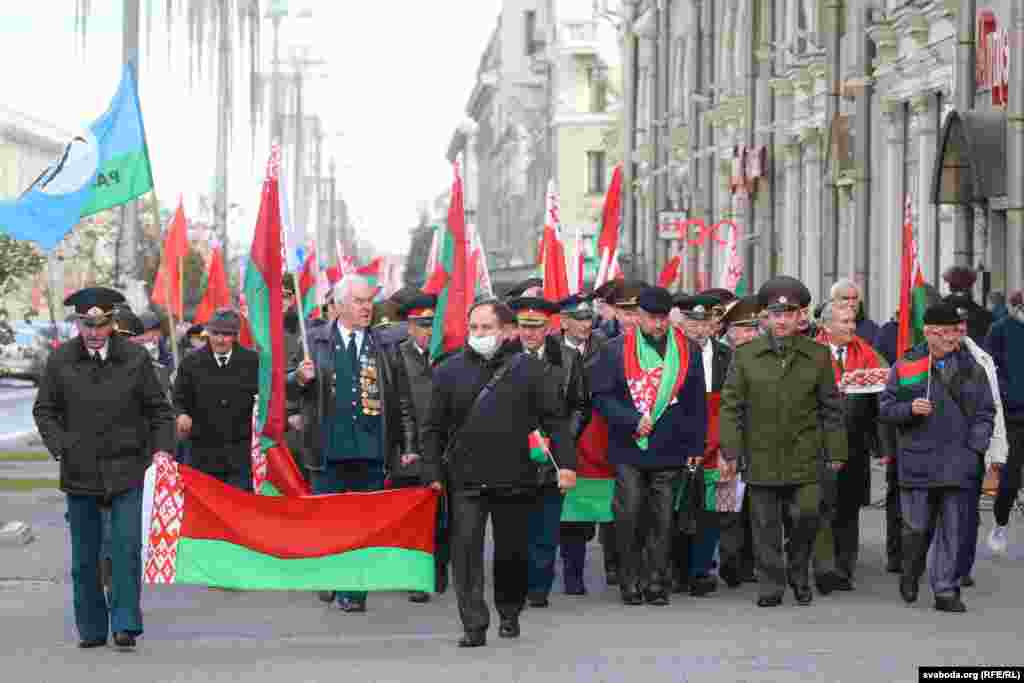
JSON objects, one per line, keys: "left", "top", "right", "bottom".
{"left": 78, "top": 638, "right": 107, "bottom": 649}
{"left": 318, "top": 590, "right": 336, "bottom": 603}
{"left": 740, "top": 569, "right": 758, "bottom": 583}
{"left": 644, "top": 588, "right": 669, "bottom": 606}
{"left": 934, "top": 595, "right": 967, "bottom": 613}
{"left": 605, "top": 567, "right": 619, "bottom": 586}
{"left": 899, "top": 576, "right": 919, "bottom": 604}
{"left": 498, "top": 617, "right": 520, "bottom": 638}
{"left": 757, "top": 594, "right": 783, "bottom": 607}
{"left": 458, "top": 631, "right": 486, "bottom": 648}
{"left": 112, "top": 632, "right": 136, "bottom": 650}
{"left": 834, "top": 576, "right": 854, "bottom": 591}
{"left": 960, "top": 575, "right": 975, "bottom": 588}
{"left": 815, "top": 571, "right": 840, "bottom": 595}
{"left": 671, "top": 576, "right": 689, "bottom": 594}
{"left": 338, "top": 597, "right": 367, "bottom": 613}
{"left": 719, "top": 566, "right": 741, "bottom": 588}
{"left": 408, "top": 591, "right": 430, "bottom": 603}
{"left": 527, "top": 593, "right": 549, "bottom": 608}
{"left": 689, "top": 575, "right": 717, "bottom": 597}
{"left": 793, "top": 586, "right": 813, "bottom": 606}
{"left": 620, "top": 588, "right": 644, "bottom": 606}
{"left": 886, "top": 560, "right": 902, "bottom": 574}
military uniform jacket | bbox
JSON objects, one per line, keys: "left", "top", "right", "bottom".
{"left": 33, "top": 335, "right": 175, "bottom": 497}
{"left": 386, "top": 337, "right": 434, "bottom": 480}
{"left": 720, "top": 334, "right": 848, "bottom": 485}
{"left": 288, "top": 322, "right": 415, "bottom": 471}
{"left": 173, "top": 344, "right": 259, "bottom": 475}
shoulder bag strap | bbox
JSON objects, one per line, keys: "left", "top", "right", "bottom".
{"left": 447, "top": 353, "right": 526, "bottom": 451}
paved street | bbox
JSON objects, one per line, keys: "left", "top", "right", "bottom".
{"left": 0, "top": 463, "right": 1022, "bottom": 683}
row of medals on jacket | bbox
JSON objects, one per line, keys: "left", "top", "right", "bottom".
{"left": 360, "top": 358, "right": 382, "bottom": 416}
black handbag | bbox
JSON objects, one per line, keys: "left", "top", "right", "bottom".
{"left": 674, "top": 463, "right": 704, "bottom": 535}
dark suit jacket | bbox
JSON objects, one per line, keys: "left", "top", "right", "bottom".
{"left": 173, "top": 343, "right": 259, "bottom": 475}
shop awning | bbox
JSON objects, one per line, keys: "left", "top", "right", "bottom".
{"left": 932, "top": 109, "right": 1007, "bottom": 205}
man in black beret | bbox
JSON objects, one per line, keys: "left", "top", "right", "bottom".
{"left": 173, "top": 308, "right": 260, "bottom": 492}
{"left": 590, "top": 286, "right": 707, "bottom": 605}
{"left": 720, "top": 276, "right": 848, "bottom": 607}
{"left": 33, "top": 287, "right": 175, "bottom": 650}
{"left": 879, "top": 301, "right": 995, "bottom": 613}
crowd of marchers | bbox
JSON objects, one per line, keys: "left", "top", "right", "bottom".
{"left": 32, "top": 262, "right": 1022, "bottom": 650}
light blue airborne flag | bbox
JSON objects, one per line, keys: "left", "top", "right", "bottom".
{"left": 0, "top": 60, "right": 153, "bottom": 249}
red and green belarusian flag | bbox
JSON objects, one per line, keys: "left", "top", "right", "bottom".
{"left": 897, "top": 194, "right": 928, "bottom": 360}
{"left": 298, "top": 249, "right": 320, "bottom": 319}
{"left": 193, "top": 244, "right": 231, "bottom": 324}
{"left": 895, "top": 355, "right": 931, "bottom": 400}
{"left": 357, "top": 256, "right": 384, "bottom": 294}
{"left": 143, "top": 456, "right": 437, "bottom": 591}
{"left": 425, "top": 162, "right": 471, "bottom": 361}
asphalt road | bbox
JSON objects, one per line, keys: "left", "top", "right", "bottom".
{"left": 0, "top": 379, "right": 38, "bottom": 448}
{"left": 0, "top": 470, "right": 1022, "bottom": 683}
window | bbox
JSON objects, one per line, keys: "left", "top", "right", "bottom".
{"left": 588, "top": 66, "right": 608, "bottom": 113}
{"left": 587, "top": 151, "right": 607, "bottom": 195}
{"left": 524, "top": 11, "right": 537, "bottom": 56}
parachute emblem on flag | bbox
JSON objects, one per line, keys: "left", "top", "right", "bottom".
{"left": 38, "top": 134, "right": 99, "bottom": 196}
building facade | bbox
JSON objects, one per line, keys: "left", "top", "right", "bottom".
{"left": 622, "top": 0, "right": 1023, "bottom": 322}
{"left": 448, "top": 0, "right": 619, "bottom": 284}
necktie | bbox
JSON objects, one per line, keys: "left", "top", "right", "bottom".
{"left": 347, "top": 332, "right": 358, "bottom": 375}
{"left": 218, "top": 355, "right": 227, "bottom": 368}
{"left": 836, "top": 347, "right": 846, "bottom": 371}
{"left": 93, "top": 352, "right": 103, "bottom": 367}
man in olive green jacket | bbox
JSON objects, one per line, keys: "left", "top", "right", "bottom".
{"left": 720, "top": 276, "right": 848, "bottom": 608}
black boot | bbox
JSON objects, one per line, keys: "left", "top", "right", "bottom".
{"left": 458, "top": 630, "right": 486, "bottom": 647}
{"left": 498, "top": 616, "right": 521, "bottom": 638}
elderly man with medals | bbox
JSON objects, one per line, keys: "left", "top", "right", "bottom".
{"left": 292, "top": 275, "right": 416, "bottom": 613}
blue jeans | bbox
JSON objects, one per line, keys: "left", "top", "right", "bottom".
{"left": 312, "top": 461, "right": 385, "bottom": 603}
{"left": 689, "top": 512, "right": 722, "bottom": 578}
{"left": 527, "top": 487, "right": 563, "bottom": 597}
{"left": 67, "top": 488, "right": 144, "bottom": 641}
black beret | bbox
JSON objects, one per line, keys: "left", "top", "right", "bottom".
{"left": 206, "top": 308, "right": 241, "bottom": 335}
{"left": 923, "top": 301, "right": 962, "bottom": 326}
{"left": 638, "top": 287, "right": 674, "bottom": 315}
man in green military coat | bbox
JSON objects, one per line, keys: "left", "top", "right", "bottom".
{"left": 720, "top": 276, "right": 848, "bottom": 607}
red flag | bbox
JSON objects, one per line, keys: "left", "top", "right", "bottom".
{"left": 193, "top": 247, "right": 231, "bottom": 324}
{"left": 325, "top": 265, "right": 343, "bottom": 285}
{"left": 658, "top": 255, "right": 681, "bottom": 288}
{"left": 429, "top": 162, "right": 470, "bottom": 359}
{"left": 595, "top": 165, "right": 623, "bottom": 287}
{"left": 357, "top": 256, "right": 383, "bottom": 277}
{"left": 298, "top": 250, "right": 320, "bottom": 319}
{"left": 897, "top": 195, "right": 927, "bottom": 360}
{"left": 151, "top": 200, "right": 189, "bottom": 318}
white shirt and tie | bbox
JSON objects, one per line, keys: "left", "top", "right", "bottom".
{"left": 214, "top": 350, "right": 233, "bottom": 368}
{"left": 829, "top": 343, "right": 847, "bottom": 369}
{"left": 702, "top": 340, "right": 714, "bottom": 393}
{"left": 336, "top": 322, "right": 365, "bottom": 356}
{"left": 90, "top": 342, "right": 110, "bottom": 364}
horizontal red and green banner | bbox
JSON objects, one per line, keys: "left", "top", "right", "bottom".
{"left": 144, "top": 457, "right": 438, "bottom": 591}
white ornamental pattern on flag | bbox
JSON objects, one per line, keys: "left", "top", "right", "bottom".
{"left": 144, "top": 454, "right": 183, "bottom": 584}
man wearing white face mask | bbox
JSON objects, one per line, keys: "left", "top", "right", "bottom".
{"left": 422, "top": 299, "right": 577, "bottom": 648}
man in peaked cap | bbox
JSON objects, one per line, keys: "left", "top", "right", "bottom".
{"left": 671, "top": 294, "right": 734, "bottom": 596}
{"left": 508, "top": 296, "right": 589, "bottom": 607}
{"left": 590, "top": 286, "right": 707, "bottom": 606}
{"left": 385, "top": 293, "right": 449, "bottom": 603}
{"left": 505, "top": 277, "right": 544, "bottom": 300}
{"left": 880, "top": 301, "right": 994, "bottom": 613}
{"left": 942, "top": 265, "right": 993, "bottom": 345}
{"left": 112, "top": 307, "right": 145, "bottom": 339}
{"left": 33, "top": 287, "right": 175, "bottom": 650}
{"left": 720, "top": 276, "right": 848, "bottom": 607}
{"left": 720, "top": 296, "right": 762, "bottom": 349}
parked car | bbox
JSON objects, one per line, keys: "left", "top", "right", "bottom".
{"left": 0, "top": 322, "right": 75, "bottom": 384}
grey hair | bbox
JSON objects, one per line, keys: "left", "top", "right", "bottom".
{"left": 333, "top": 274, "right": 371, "bottom": 304}
{"left": 829, "top": 278, "right": 860, "bottom": 300}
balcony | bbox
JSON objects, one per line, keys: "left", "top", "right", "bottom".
{"left": 557, "top": 20, "right": 599, "bottom": 56}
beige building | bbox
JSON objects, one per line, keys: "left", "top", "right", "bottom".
{"left": 447, "top": 0, "right": 619, "bottom": 285}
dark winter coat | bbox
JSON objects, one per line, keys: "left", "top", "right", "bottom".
{"left": 384, "top": 337, "right": 435, "bottom": 480}
{"left": 875, "top": 319, "right": 899, "bottom": 366}
{"left": 421, "top": 341, "right": 575, "bottom": 490}
{"left": 172, "top": 344, "right": 259, "bottom": 475}
{"left": 590, "top": 333, "right": 707, "bottom": 469}
{"left": 532, "top": 334, "right": 589, "bottom": 446}
{"left": 984, "top": 315, "right": 1024, "bottom": 422}
{"left": 879, "top": 346, "right": 995, "bottom": 489}
{"left": 720, "top": 333, "right": 848, "bottom": 485}
{"left": 287, "top": 323, "right": 415, "bottom": 470}
{"left": 33, "top": 334, "right": 175, "bottom": 497}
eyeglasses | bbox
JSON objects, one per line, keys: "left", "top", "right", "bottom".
{"left": 924, "top": 327, "right": 961, "bottom": 338}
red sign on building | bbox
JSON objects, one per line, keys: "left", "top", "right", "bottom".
{"left": 977, "top": 9, "right": 1010, "bottom": 107}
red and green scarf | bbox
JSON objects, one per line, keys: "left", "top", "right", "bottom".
{"left": 623, "top": 327, "right": 690, "bottom": 450}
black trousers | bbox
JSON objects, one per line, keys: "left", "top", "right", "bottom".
{"left": 749, "top": 484, "right": 820, "bottom": 598}
{"left": 613, "top": 464, "right": 680, "bottom": 591}
{"left": 449, "top": 488, "right": 535, "bottom": 634}
{"left": 886, "top": 457, "right": 902, "bottom": 568}
{"left": 719, "top": 495, "right": 756, "bottom": 578}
